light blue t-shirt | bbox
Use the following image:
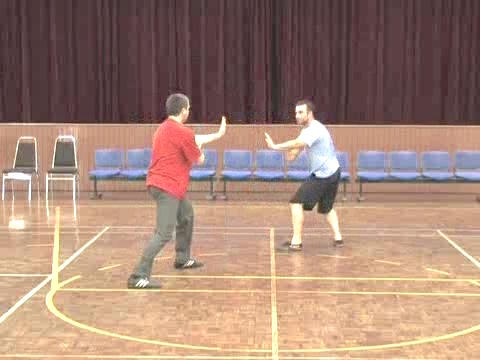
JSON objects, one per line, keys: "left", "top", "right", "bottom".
{"left": 298, "top": 119, "right": 339, "bottom": 178}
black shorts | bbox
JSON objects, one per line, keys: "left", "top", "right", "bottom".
{"left": 289, "top": 168, "right": 341, "bottom": 214}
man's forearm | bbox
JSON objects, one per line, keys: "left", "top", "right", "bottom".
{"left": 274, "top": 139, "right": 305, "bottom": 151}
{"left": 195, "top": 133, "right": 220, "bottom": 147}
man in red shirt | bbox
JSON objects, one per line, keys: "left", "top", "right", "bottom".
{"left": 128, "top": 93, "right": 226, "bottom": 289}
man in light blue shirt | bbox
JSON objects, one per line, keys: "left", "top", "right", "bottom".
{"left": 265, "top": 99, "right": 343, "bottom": 250}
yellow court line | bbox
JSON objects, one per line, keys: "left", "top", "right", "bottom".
{"left": 60, "top": 288, "right": 266, "bottom": 294}
{"left": 0, "top": 226, "right": 110, "bottom": 326}
{"left": 316, "top": 254, "right": 351, "bottom": 259}
{"left": 45, "top": 270, "right": 480, "bottom": 353}
{"left": 150, "top": 274, "right": 480, "bottom": 282}
{"left": 57, "top": 288, "right": 480, "bottom": 297}
{"left": 47, "top": 278, "right": 480, "bottom": 354}
{"left": 98, "top": 264, "right": 123, "bottom": 272}
{"left": 425, "top": 268, "right": 451, "bottom": 276}
{"left": 46, "top": 279, "right": 248, "bottom": 352}
{"left": 269, "top": 228, "right": 279, "bottom": 360}
{"left": 470, "top": 281, "right": 480, "bottom": 287}
{"left": 374, "top": 260, "right": 402, "bottom": 266}
{"left": 58, "top": 276, "right": 82, "bottom": 288}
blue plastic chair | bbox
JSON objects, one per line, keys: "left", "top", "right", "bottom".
{"left": 454, "top": 151, "right": 480, "bottom": 181}
{"left": 286, "top": 151, "right": 310, "bottom": 181}
{"left": 389, "top": 151, "right": 420, "bottom": 180}
{"left": 220, "top": 150, "right": 253, "bottom": 199}
{"left": 254, "top": 150, "right": 285, "bottom": 181}
{"left": 421, "top": 151, "right": 454, "bottom": 181}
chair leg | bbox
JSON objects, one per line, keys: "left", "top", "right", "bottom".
{"left": 90, "top": 178, "right": 102, "bottom": 199}
{"left": 28, "top": 178, "right": 32, "bottom": 202}
{"left": 218, "top": 179, "right": 227, "bottom": 200}
{"left": 342, "top": 182, "right": 347, "bottom": 202}
{"left": 206, "top": 178, "right": 216, "bottom": 200}
{"left": 2, "top": 176, "right": 5, "bottom": 201}
{"left": 357, "top": 182, "right": 365, "bottom": 202}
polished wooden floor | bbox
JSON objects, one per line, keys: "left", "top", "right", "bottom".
{"left": 0, "top": 194, "right": 480, "bottom": 359}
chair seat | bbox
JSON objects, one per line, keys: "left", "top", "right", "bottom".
{"left": 48, "top": 167, "right": 78, "bottom": 174}
{"left": 190, "top": 169, "right": 216, "bottom": 179}
{"left": 119, "top": 169, "right": 146, "bottom": 179}
{"left": 357, "top": 171, "right": 388, "bottom": 181}
{"left": 286, "top": 171, "right": 310, "bottom": 180}
{"left": 455, "top": 171, "right": 480, "bottom": 181}
{"left": 3, "top": 167, "right": 37, "bottom": 174}
{"left": 221, "top": 170, "right": 252, "bottom": 180}
{"left": 254, "top": 171, "right": 285, "bottom": 180}
{"left": 422, "top": 171, "right": 454, "bottom": 181}
{"left": 89, "top": 168, "right": 121, "bottom": 179}
{"left": 3, "top": 172, "right": 32, "bottom": 180}
{"left": 389, "top": 171, "right": 421, "bottom": 181}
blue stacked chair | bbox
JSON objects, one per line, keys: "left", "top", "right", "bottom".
{"left": 254, "top": 150, "right": 285, "bottom": 181}
{"left": 220, "top": 150, "right": 253, "bottom": 200}
{"left": 89, "top": 149, "right": 124, "bottom": 198}
{"left": 454, "top": 151, "right": 480, "bottom": 181}
{"left": 389, "top": 151, "right": 421, "bottom": 181}
{"left": 190, "top": 149, "right": 218, "bottom": 199}
{"left": 421, "top": 151, "right": 454, "bottom": 181}
{"left": 120, "top": 149, "right": 148, "bottom": 179}
{"left": 356, "top": 151, "right": 388, "bottom": 200}
{"left": 286, "top": 151, "right": 310, "bottom": 181}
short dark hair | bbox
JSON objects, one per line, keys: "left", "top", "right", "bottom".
{"left": 166, "top": 93, "right": 190, "bottom": 116}
{"left": 295, "top": 99, "right": 315, "bottom": 113}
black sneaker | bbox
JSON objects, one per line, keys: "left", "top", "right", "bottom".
{"left": 333, "top": 239, "right": 344, "bottom": 247}
{"left": 276, "top": 241, "right": 303, "bottom": 252}
{"left": 174, "top": 259, "right": 204, "bottom": 270}
{"left": 127, "top": 277, "right": 162, "bottom": 289}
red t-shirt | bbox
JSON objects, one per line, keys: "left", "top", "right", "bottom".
{"left": 146, "top": 118, "right": 201, "bottom": 199}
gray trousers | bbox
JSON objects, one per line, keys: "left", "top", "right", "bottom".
{"left": 131, "top": 187, "right": 194, "bottom": 279}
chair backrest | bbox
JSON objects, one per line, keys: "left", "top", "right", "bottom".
{"left": 126, "top": 149, "right": 146, "bottom": 169}
{"left": 52, "top": 135, "right": 77, "bottom": 168}
{"left": 336, "top": 151, "right": 349, "bottom": 171}
{"left": 95, "top": 149, "right": 123, "bottom": 169}
{"left": 357, "top": 151, "right": 386, "bottom": 171}
{"left": 223, "top": 150, "right": 252, "bottom": 170}
{"left": 193, "top": 149, "right": 218, "bottom": 169}
{"left": 421, "top": 151, "right": 450, "bottom": 171}
{"left": 255, "top": 150, "right": 284, "bottom": 170}
{"left": 13, "top": 136, "right": 37, "bottom": 171}
{"left": 389, "top": 151, "right": 418, "bottom": 171}
{"left": 455, "top": 151, "right": 480, "bottom": 170}
{"left": 287, "top": 151, "right": 309, "bottom": 171}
